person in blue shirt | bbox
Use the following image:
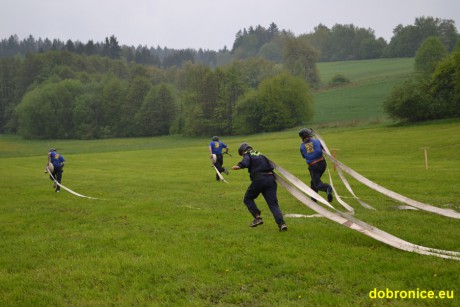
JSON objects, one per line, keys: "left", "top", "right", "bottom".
{"left": 232, "top": 142, "right": 287, "bottom": 231}
{"left": 298, "top": 128, "right": 333, "bottom": 202}
{"left": 208, "top": 136, "right": 229, "bottom": 181}
{"left": 48, "top": 148, "right": 65, "bottom": 192}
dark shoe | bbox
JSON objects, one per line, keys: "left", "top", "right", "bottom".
{"left": 327, "top": 186, "right": 333, "bottom": 202}
{"left": 279, "top": 224, "right": 288, "bottom": 231}
{"left": 224, "top": 168, "right": 229, "bottom": 175}
{"left": 249, "top": 217, "right": 263, "bottom": 227}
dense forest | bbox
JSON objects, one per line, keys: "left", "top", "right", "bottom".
{"left": 2, "top": 17, "right": 458, "bottom": 66}
{"left": 0, "top": 16, "right": 459, "bottom": 139}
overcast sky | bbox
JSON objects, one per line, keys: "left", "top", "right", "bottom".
{"left": 1, "top": 0, "right": 459, "bottom": 51}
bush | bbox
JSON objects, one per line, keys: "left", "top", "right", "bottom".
{"left": 384, "top": 46, "right": 460, "bottom": 123}
{"left": 16, "top": 79, "right": 83, "bottom": 139}
{"left": 329, "top": 74, "right": 350, "bottom": 86}
{"left": 233, "top": 73, "right": 313, "bottom": 133}
{"left": 383, "top": 79, "right": 436, "bottom": 122}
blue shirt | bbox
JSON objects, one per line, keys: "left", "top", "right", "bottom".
{"left": 209, "top": 141, "right": 227, "bottom": 155}
{"left": 300, "top": 138, "right": 323, "bottom": 164}
{"left": 49, "top": 151, "right": 65, "bottom": 168}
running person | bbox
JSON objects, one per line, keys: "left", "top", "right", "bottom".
{"left": 209, "top": 136, "right": 229, "bottom": 181}
{"left": 48, "top": 148, "right": 65, "bottom": 193}
{"left": 232, "top": 142, "right": 287, "bottom": 231}
{"left": 298, "top": 128, "right": 333, "bottom": 202}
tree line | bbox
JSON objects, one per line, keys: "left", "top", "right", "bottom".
{"left": 0, "top": 49, "right": 314, "bottom": 139}
{"left": 0, "top": 16, "right": 459, "bottom": 139}
{"left": 0, "top": 34, "right": 224, "bottom": 68}
{"left": 2, "top": 17, "right": 458, "bottom": 66}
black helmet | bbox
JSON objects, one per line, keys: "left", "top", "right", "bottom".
{"left": 238, "top": 142, "right": 252, "bottom": 156}
{"left": 212, "top": 136, "right": 219, "bottom": 141}
{"left": 298, "top": 128, "right": 313, "bottom": 139}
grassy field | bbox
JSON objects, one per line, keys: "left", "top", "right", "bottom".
{"left": 1, "top": 57, "right": 458, "bottom": 306}
{"left": 313, "top": 58, "right": 414, "bottom": 125}
{"left": 1, "top": 119, "right": 460, "bottom": 306}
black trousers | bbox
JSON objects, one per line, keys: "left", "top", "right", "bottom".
{"left": 308, "top": 159, "right": 330, "bottom": 192}
{"left": 214, "top": 154, "right": 225, "bottom": 179}
{"left": 243, "top": 174, "right": 285, "bottom": 226}
{"left": 50, "top": 166, "right": 63, "bottom": 191}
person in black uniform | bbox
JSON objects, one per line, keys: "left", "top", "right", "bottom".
{"left": 232, "top": 142, "right": 287, "bottom": 231}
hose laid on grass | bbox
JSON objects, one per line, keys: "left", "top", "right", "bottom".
{"left": 334, "top": 165, "right": 375, "bottom": 210}
{"left": 324, "top": 151, "right": 460, "bottom": 219}
{"left": 271, "top": 162, "right": 335, "bottom": 210}
{"left": 275, "top": 171, "right": 460, "bottom": 261}
{"left": 271, "top": 159, "right": 355, "bottom": 214}
{"left": 313, "top": 130, "right": 460, "bottom": 219}
{"left": 313, "top": 130, "right": 374, "bottom": 210}
{"left": 46, "top": 166, "right": 97, "bottom": 199}
{"left": 327, "top": 169, "right": 354, "bottom": 214}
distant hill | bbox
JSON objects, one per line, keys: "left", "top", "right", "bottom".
{"left": 312, "top": 58, "right": 414, "bottom": 125}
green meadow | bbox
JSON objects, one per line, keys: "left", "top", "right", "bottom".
{"left": 1, "top": 58, "right": 460, "bottom": 306}
{"left": 314, "top": 58, "right": 414, "bottom": 125}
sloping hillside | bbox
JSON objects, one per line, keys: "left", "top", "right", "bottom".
{"left": 313, "top": 58, "right": 414, "bottom": 125}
